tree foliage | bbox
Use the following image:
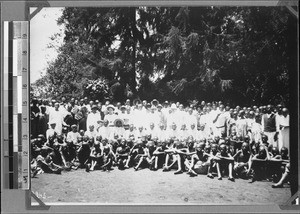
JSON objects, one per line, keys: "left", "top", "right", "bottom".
{"left": 33, "top": 6, "right": 296, "bottom": 106}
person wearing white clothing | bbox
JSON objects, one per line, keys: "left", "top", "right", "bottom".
{"left": 187, "top": 123, "right": 198, "bottom": 140}
{"left": 212, "top": 105, "right": 227, "bottom": 137}
{"left": 85, "top": 125, "right": 98, "bottom": 142}
{"left": 277, "top": 108, "right": 289, "bottom": 152}
{"left": 185, "top": 108, "right": 198, "bottom": 129}
{"left": 98, "top": 120, "right": 113, "bottom": 140}
{"left": 48, "top": 103, "right": 66, "bottom": 135}
{"left": 86, "top": 105, "right": 102, "bottom": 131}
{"left": 104, "top": 105, "right": 117, "bottom": 128}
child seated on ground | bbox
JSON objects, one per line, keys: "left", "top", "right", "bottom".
{"left": 178, "top": 140, "right": 197, "bottom": 176}
{"left": 233, "top": 142, "right": 251, "bottom": 179}
{"left": 88, "top": 141, "right": 102, "bottom": 171}
{"left": 100, "top": 139, "right": 114, "bottom": 171}
{"left": 247, "top": 144, "right": 270, "bottom": 183}
{"left": 115, "top": 138, "right": 130, "bottom": 170}
{"left": 146, "top": 141, "right": 157, "bottom": 170}
{"left": 207, "top": 143, "right": 219, "bottom": 179}
{"left": 132, "top": 140, "right": 149, "bottom": 171}
{"left": 163, "top": 140, "right": 183, "bottom": 174}
{"left": 186, "top": 141, "right": 208, "bottom": 176}
{"left": 153, "top": 141, "right": 169, "bottom": 170}
{"left": 215, "top": 144, "right": 235, "bottom": 181}
{"left": 272, "top": 163, "right": 290, "bottom": 188}
{"left": 36, "top": 146, "right": 62, "bottom": 174}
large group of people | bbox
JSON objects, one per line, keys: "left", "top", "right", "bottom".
{"left": 30, "top": 97, "right": 290, "bottom": 187}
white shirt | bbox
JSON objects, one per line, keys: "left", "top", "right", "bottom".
{"left": 278, "top": 114, "right": 289, "bottom": 130}
{"left": 85, "top": 130, "right": 98, "bottom": 141}
{"left": 86, "top": 111, "right": 101, "bottom": 130}
{"left": 98, "top": 126, "right": 113, "bottom": 140}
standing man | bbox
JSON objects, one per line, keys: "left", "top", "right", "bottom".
{"left": 48, "top": 103, "right": 66, "bottom": 135}
{"left": 261, "top": 105, "right": 279, "bottom": 148}
{"left": 212, "top": 104, "right": 227, "bottom": 137}
{"left": 277, "top": 108, "right": 289, "bottom": 152}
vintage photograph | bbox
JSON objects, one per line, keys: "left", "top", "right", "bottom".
{"left": 29, "top": 6, "right": 297, "bottom": 204}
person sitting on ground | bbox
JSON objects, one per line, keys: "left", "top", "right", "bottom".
{"left": 100, "top": 139, "right": 114, "bottom": 171}
{"left": 77, "top": 135, "right": 91, "bottom": 168}
{"left": 215, "top": 144, "right": 235, "bottom": 181}
{"left": 271, "top": 163, "right": 290, "bottom": 188}
{"left": 185, "top": 141, "right": 206, "bottom": 176}
{"left": 51, "top": 142, "right": 68, "bottom": 169}
{"left": 163, "top": 140, "right": 185, "bottom": 175}
{"left": 132, "top": 140, "right": 149, "bottom": 171}
{"left": 233, "top": 142, "right": 251, "bottom": 179}
{"left": 36, "top": 146, "right": 62, "bottom": 174}
{"left": 146, "top": 140, "right": 157, "bottom": 170}
{"left": 88, "top": 141, "right": 102, "bottom": 171}
{"left": 267, "top": 146, "right": 284, "bottom": 183}
{"left": 247, "top": 144, "right": 271, "bottom": 183}
{"left": 152, "top": 141, "right": 169, "bottom": 170}
{"left": 207, "top": 143, "right": 219, "bottom": 179}
{"left": 115, "top": 138, "right": 130, "bottom": 170}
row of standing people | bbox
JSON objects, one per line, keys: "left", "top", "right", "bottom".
{"left": 31, "top": 98, "right": 290, "bottom": 153}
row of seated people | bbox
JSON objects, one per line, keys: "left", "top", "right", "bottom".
{"left": 30, "top": 128, "right": 290, "bottom": 187}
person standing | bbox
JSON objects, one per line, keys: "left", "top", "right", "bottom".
{"left": 277, "top": 108, "right": 290, "bottom": 152}
{"left": 261, "top": 105, "right": 279, "bottom": 148}
{"left": 86, "top": 105, "right": 101, "bottom": 131}
{"left": 212, "top": 104, "right": 227, "bottom": 137}
{"left": 48, "top": 103, "right": 66, "bottom": 135}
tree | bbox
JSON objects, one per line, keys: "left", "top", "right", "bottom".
{"left": 34, "top": 6, "right": 295, "bottom": 107}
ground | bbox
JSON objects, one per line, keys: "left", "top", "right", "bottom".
{"left": 31, "top": 168, "right": 291, "bottom": 204}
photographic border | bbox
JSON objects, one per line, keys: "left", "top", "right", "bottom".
{"left": 1, "top": 0, "right": 299, "bottom": 213}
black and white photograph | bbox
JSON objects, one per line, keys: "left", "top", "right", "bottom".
{"left": 29, "top": 6, "right": 298, "bottom": 204}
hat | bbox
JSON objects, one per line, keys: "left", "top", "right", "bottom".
{"left": 71, "top": 124, "right": 77, "bottom": 128}
{"left": 151, "top": 99, "right": 159, "bottom": 106}
{"left": 133, "top": 98, "right": 141, "bottom": 105}
{"left": 114, "top": 119, "right": 124, "bottom": 127}
{"left": 91, "top": 104, "right": 98, "bottom": 110}
{"left": 157, "top": 104, "right": 163, "bottom": 108}
{"left": 171, "top": 103, "right": 177, "bottom": 109}
{"left": 164, "top": 101, "right": 169, "bottom": 104}
{"left": 120, "top": 105, "right": 126, "bottom": 110}
{"left": 107, "top": 104, "right": 115, "bottom": 111}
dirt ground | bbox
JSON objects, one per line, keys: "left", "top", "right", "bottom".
{"left": 31, "top": 168, "right": 291, "bottom": 205}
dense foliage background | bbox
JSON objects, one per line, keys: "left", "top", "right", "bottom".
{"left": 31, "top": 6, "right": 297, "bottom": 107}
